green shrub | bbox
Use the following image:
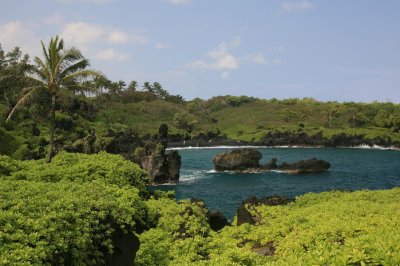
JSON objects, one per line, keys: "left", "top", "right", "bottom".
{"left": 135, "top": 198, "right": 211, "bottom": 265}
{"left": 0, "top": 180, "right": 147, "bottom": 265}
{"left": 11, "top": 144, "right": 34, "bottom": 160}
{"left": 199, "top": 188, "right": 400, "bottom": 265}
{"left": 0, "top": 152, "right": 149, "bottom": 193}
{"left": 0, "top": 128, "right": 19, "bottom": 156}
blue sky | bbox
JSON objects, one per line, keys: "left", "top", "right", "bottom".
{"left": 1, "top": 0, "right": 399, "bottom": 102}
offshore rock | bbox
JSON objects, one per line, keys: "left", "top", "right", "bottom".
{"left": 278, "top": 157, "right": 330, "bottom": 174}
{"left": 264, "top": 158, "right": 278, "bottom": 170}
{"left": 213, "top": 149, "right": 262, "bottom": 171}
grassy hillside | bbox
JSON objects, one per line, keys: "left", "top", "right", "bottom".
{"left": 1, "top": 95, "right": 400, "bottom": 160}
{"left": 91, "top": 97, "right": 400, "bottom": 143}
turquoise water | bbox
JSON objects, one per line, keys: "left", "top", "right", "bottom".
{"left": 154, "top": 147, "right": 400, "bottom": 219}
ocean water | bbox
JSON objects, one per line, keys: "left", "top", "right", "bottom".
{"left": 153, "top": 147, "right": 400, "bottom": 219}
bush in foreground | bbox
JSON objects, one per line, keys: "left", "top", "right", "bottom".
{"left": 136, "top": 188, "right": 400, "bottom": 265}
{"left": 0, "top": 180, "right": 146, "bottom": 265}
{"left": 0, "top": 151, "right": 149, "bottom": 193}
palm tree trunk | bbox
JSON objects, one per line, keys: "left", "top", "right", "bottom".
{"left": 46, "top": 94, "right": 56, "bottom": 163}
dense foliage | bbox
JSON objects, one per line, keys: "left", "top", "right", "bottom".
{"left": 0, "top": 151, "right": 149, "bottom": 193}
{"left": 136, "top": 195, "right": 212, "bottom": 265}
{"left": 0, "top": 180, "right": 146, "bottom": 265}
{"left": 135, "top": 189, "right": 400, "bottom": 265}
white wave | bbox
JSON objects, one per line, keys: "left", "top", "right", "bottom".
{"left": 350, "top": 144, "right": 400, "bottom": 151}
{"left": 270, "top": 170, "right": 284, "bottom": 173}
{"left": 179, "top": 170, "right": 211, "bottom": 183}
{"left": 152, "top": 182, "right": 177, "bottom": 186}
{"left": 167, "top": 145, "right": 317, "bottom": 151}
{"left": 167, "top": 144, "right": 400, "bottom": 151}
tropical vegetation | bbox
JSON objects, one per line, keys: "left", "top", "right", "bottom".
{"left": 1, "top": 37, "right": 400, "bottom": 265}
{"left": 1, "top": 153, "right": 399, "bottom": 265}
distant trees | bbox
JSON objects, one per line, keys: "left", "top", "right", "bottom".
{"left": 173, "top": 112, "right": 198, "bottom": 133}
{"left": 0, "top": 45, "right": 32, "bottom": 109}
{"left": 325, "top": 103, "right": 343, "bottom": 128}
{"left": 281, "top": 108, "right": 298, "bottom": 123}
{"left": 127, "top": 80, "right": 138, "bottom": 92}
{"left": 374, "top": 109, "right": 400, "bottom": 129}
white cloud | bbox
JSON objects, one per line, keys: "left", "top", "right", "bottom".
{"left": 0, "top": 21, "right": 39, "bottom": 56}
{"left": 281, "top": 1, "right": 313, "bottom": 12}
{"left": 107, "top": 30, "right": 130, "bottom": 44}
{"left": 155, "top": 42, "right": 170, "bottom": 49}
{"left": 189, "top": 48, "right": 239, "bottom": 71}
{"left": 187, "top": 36, "right": 281, "bottom": 80}
{"left": 95, "top": 48, "right": 131, "bottom": 62}
{"left": 62, "top": 22, "right": 105, "bottom": 48}
{"left": 188, "top": 37, "right": 241, "bottom": 71}
{"left": 243, "top": 54, "right": 283, "bottom": 65}
{"left": 165, "top": 0, "right": 191, "bottom": 5}
{"left": 61, "top": 22, "right": 147, "bottom": 49}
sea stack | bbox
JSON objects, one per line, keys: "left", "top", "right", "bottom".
{"left": 212, "top": 149, "right": 262, "bottom": 171}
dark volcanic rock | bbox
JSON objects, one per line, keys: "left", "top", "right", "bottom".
{"left": 140, "top": 124, "right": 182, "bottom": 184}
{"left": 207, "top": 211, "right": 230, "bottom": 231}
{"left": 105, "top": 231, "right": 140, "bottom": 266}
{"left": 251, "top": 242, "right": 275, "bottom": 256}
{"left": 213, "top": 149, "right": 262, "bottom": 171}
{"left": 237, "top": 195, "right": 292, "bottom": 225}
{"left": 189, "top": 199, "right": 230, "bottom": 231}
{"left": 263, "top": 158, "right": 278, "bottom": 170}
{"left": 167, "top": 151, "right": 181, "bottom": 182}
{"left": 278, "top": 157, "right": 330, "bottom": 174}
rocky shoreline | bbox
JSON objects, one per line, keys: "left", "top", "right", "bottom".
{"left": 168, "top": 130, "right": 400, "bottom": 149}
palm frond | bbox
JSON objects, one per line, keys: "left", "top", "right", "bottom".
{"left": 6, "top": 86, "right": 43, "bottom": 122}
{"left": 59, "top": 59, "right": 90, "bottom": 79}
{"left": 40, "top": 41, "right": 50, "bottom": 66}
{"left": 33, "top": 57, "right": 50, "bottom": 81}
{"left": 63, "top": 69, "right": 103, "bottom": 83}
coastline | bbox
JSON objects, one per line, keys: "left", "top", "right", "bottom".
{"left": 167, "top": 144, "right": 400, "bottom": 151}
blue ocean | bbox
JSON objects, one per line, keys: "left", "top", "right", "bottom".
{"left": 154, "top": 147, "right": 400, "bottom": 219}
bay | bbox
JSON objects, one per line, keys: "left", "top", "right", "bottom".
{"left": 154, "top": 147, "right": 400, "bottom": 219}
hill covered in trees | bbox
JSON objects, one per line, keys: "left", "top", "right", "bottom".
{"left": 1, "top": 43, "right": 400, "bottom": 161}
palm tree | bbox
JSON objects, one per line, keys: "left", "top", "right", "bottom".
{"left": 6, "top": 36, "right": 101, "bottom": 162}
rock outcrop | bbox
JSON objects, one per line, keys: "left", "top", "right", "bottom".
{"left": 264, "top": 158, "right": 278, "bottom": 170}
{"left": 212, "top": 149, "right": 330, "bottom": 174}
{"left": 140, "top": 124, "right": 181, "bottom": 184}
{"left": 278, "top": 157, "right": 330, "bottom": 174}
{"left": 237, "top": 195, "right": 292, "bottom": 225}
{"left": 207, "top": 211, "right": 229, "bottom": 231}
{"left": 212, "top": 149, "right": 262, "bottom": 171}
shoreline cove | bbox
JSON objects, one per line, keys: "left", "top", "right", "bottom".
{"left": 167, "top": 144, "right": 400, "bottom": 151}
